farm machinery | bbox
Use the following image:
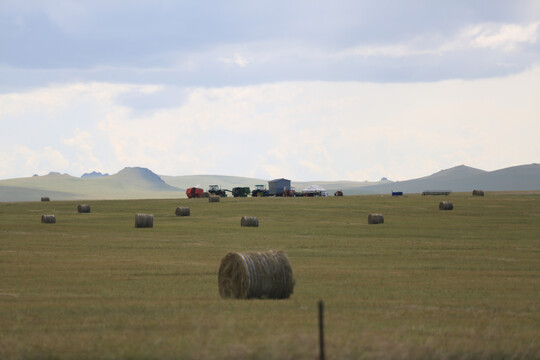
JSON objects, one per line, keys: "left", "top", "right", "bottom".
{"left": 186, "top": 187, "right": 204, "bottom": 198}
{"left": 232, "top": 187, "right": 251, "bottom": 197}
{"left": 252, "top": 184, "right": 270, "bottom": 197}
{"left": 187, "top": 179, "right": 323, "bottom": 198}
{"left": 208, "top": 185, "right": 230, "bottom": 197}
{"left": 187, "top": 185, "right": 250, "bottom": 198}
{"left": 283, "top": 186, "right": 297, "bottom": 197}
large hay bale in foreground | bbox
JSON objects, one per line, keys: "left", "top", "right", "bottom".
{"left": 175, "top": 207, "right": 190, "bottom": 216}
{"left": 41, "top": 197, "right": 50, "bottom": 202}
{"left": 241, "top": 216, "right": 259, "bottom": 227}
{"left": 472, "top": 190, "right": 484, "bottom": 196}
{"left": 41, "top": 215, "right": 56, "bottom": 224}
{"left": 134, "top": 213, "right": 153, "bottom": 228}
{"left": 218, "top": 250, "right": 294, "bottom": 299}
{"left": 439, "top": 201, "right": 454, "bottom": 210}
{"left": 77, "top": 204, "right": 91, "bottom": 213}
{"left": 209, "top": 195, "right": 220, "bottom": 203}
{"left": 368, "top": 213, "right": 384, "bottom": 224}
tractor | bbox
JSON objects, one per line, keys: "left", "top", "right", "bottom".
{"left": 251, "top": 184, "right": 269, "bottom": 197}
{"left": 208, "top": 185, "right": 229, "bottom": 197}
{"left": 283, "top": 186, "right": 297, "bottom": 197}
{"left": 232, "top": 187, "right": 251, "bottom": 197}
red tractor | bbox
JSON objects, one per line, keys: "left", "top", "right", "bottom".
{"left": 186, "top": 187, "right": 204, "bottom": 198}
{"left": 283, "top": 186, "right": 297, "bottom": 197}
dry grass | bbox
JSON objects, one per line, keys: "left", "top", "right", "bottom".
{"left": 1, "top": 192, "right": 539, "bottom": 359}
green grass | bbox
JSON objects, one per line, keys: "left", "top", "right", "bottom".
{"left": 1, "top": 193, "right": 539, "bottom": 359}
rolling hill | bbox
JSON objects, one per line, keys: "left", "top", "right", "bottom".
{"left": 354, "top": 163, "right": 540, "bottom": 194}
{"left": 0, "top": 167, "right": 183, "bottom": 202}
{"left": 0, "top": 164, "right": 538, "bottom": 202}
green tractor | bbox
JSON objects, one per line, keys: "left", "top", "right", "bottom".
{"left": 208, "top": 185, "right": 229, "bottom": 197}
{"left": 232, "top": 187, "right": 251, "bottom": 197}
{"left": 251, "top": 184, "right": 269, "bottom": 197}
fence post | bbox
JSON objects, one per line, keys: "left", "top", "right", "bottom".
{"left": 318, "top": 299, "right": 325, "bottom": 360}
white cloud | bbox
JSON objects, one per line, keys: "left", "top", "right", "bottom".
{"left": 470, "top": 22, "right": 540, "bottom": 51}
{"left": 61, "top": 128, "right": 102, "bottom": 173}
{"left": 337, "top": 21, "right": 540, "bottom": 59}
{"left": 217, "top": 53, "right": 252, "bottom": 68}
{"left": 0, "top": 146, "right": 70, "bottom": 177}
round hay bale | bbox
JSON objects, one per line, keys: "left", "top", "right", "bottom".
{"left": 241, "top": 216, "right": 259, "bottom": 227}
{"left": 218, "top": 250, "right": 294, "bottom": 299}
{"left": 77, "top": 204, "right": 91, "bottom": 213}
{"left": 201, "top": 192, "right": 210, "bottom": 198}
{"left": 368, "top": 213, "right": 384, "bottom": 224}
{"left": 41, "top": 197, "right": 50, "bottom": 202}
{"left": 134, "top": 213, "right": 153, "bottom": 228}
{"left": 41, "top": 214, "right": 56, "bottom": 224}
{"left": 209, "top": 195, "right": 220, "bottom": 203}
{"left": 175, "top": 207, "right": 190, "bottom": 216}
{"left": 439, "top": 201, "right": 454, "bottom": 210}
{"left": 472, "top": 190, "right": 484, "bottom": 196}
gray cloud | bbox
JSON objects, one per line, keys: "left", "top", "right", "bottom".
{"left": 1, "top": 0, "right": 539, "bottom": 90}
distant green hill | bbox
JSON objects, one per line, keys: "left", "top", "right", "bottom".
{"left": 356, "top": 164, "right": 540, "bottom": 194}
{"left": 0, "top": 168, "right": 183, "bottom": 202}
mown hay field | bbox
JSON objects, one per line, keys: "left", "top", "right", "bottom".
{"left": 1, "top": 192, "right": 539, "bottom": 359}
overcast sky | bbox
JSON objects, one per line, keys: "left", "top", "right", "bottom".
{"left": 1, "top": 1, "right": 539, "bottom": 181}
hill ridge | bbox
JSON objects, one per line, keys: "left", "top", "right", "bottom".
{"left": 357, "top": 163, "right": 540, "bottom": 194}
{"left": 1, "top": 164, "right": 539, "bottom": 201}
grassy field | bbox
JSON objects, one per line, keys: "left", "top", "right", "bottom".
{"left": 1, "top": 193, "right": 539, "bottom": 359}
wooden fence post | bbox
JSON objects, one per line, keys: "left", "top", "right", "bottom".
{"left": 318, "top": 299, "right": 325, "bottom": 360}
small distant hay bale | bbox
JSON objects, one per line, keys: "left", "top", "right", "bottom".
{"left": 134, "top": 213, "right": 153, "bottom": 228}
{"left": 175, "top": 207, "right": 190, "bottom": 216}
{"left": 368, "top": 213, "right": 384, "bottom": 224}
{"left": 209, "top": 195, "right": 220, "bottom": 203}
{"left": 472, "top": 190, "right": 484, "bottom": 196}
{"left": 77, "top": 204, "right": 91, "bottom": 213}
{"left": 41, "top": 214, "right": 56, "bottom": 224}
{"left": 201, "top": 192, "right": 210, "bottom": 198}
{"left": 41, "top": 197, "right": 50, "bottom": 202}
{"left": 218, "top": 250, "right": 294, "bottom": 299}
{"left": 439, "top": 201, "right": 454, "bottom": 210}
{"left": 241, "top": 216, "right": 259, "bottom": 227}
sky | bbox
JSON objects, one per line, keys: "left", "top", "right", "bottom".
{"left": 1, "top": 1, "right": 539, "bottom": 181}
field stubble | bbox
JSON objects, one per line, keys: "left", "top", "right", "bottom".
{"left": 1, "top": 193, "right": 539, "bottom": 359}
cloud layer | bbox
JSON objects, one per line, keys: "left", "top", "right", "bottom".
{"left": 2, "top": 68, "right": 539, "bottom": 181}
{"left": 1, "top": 1, "right": 540, "bottom": 90}
{"left": 1, "top": 1, "right": 539, "bottom": 180}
